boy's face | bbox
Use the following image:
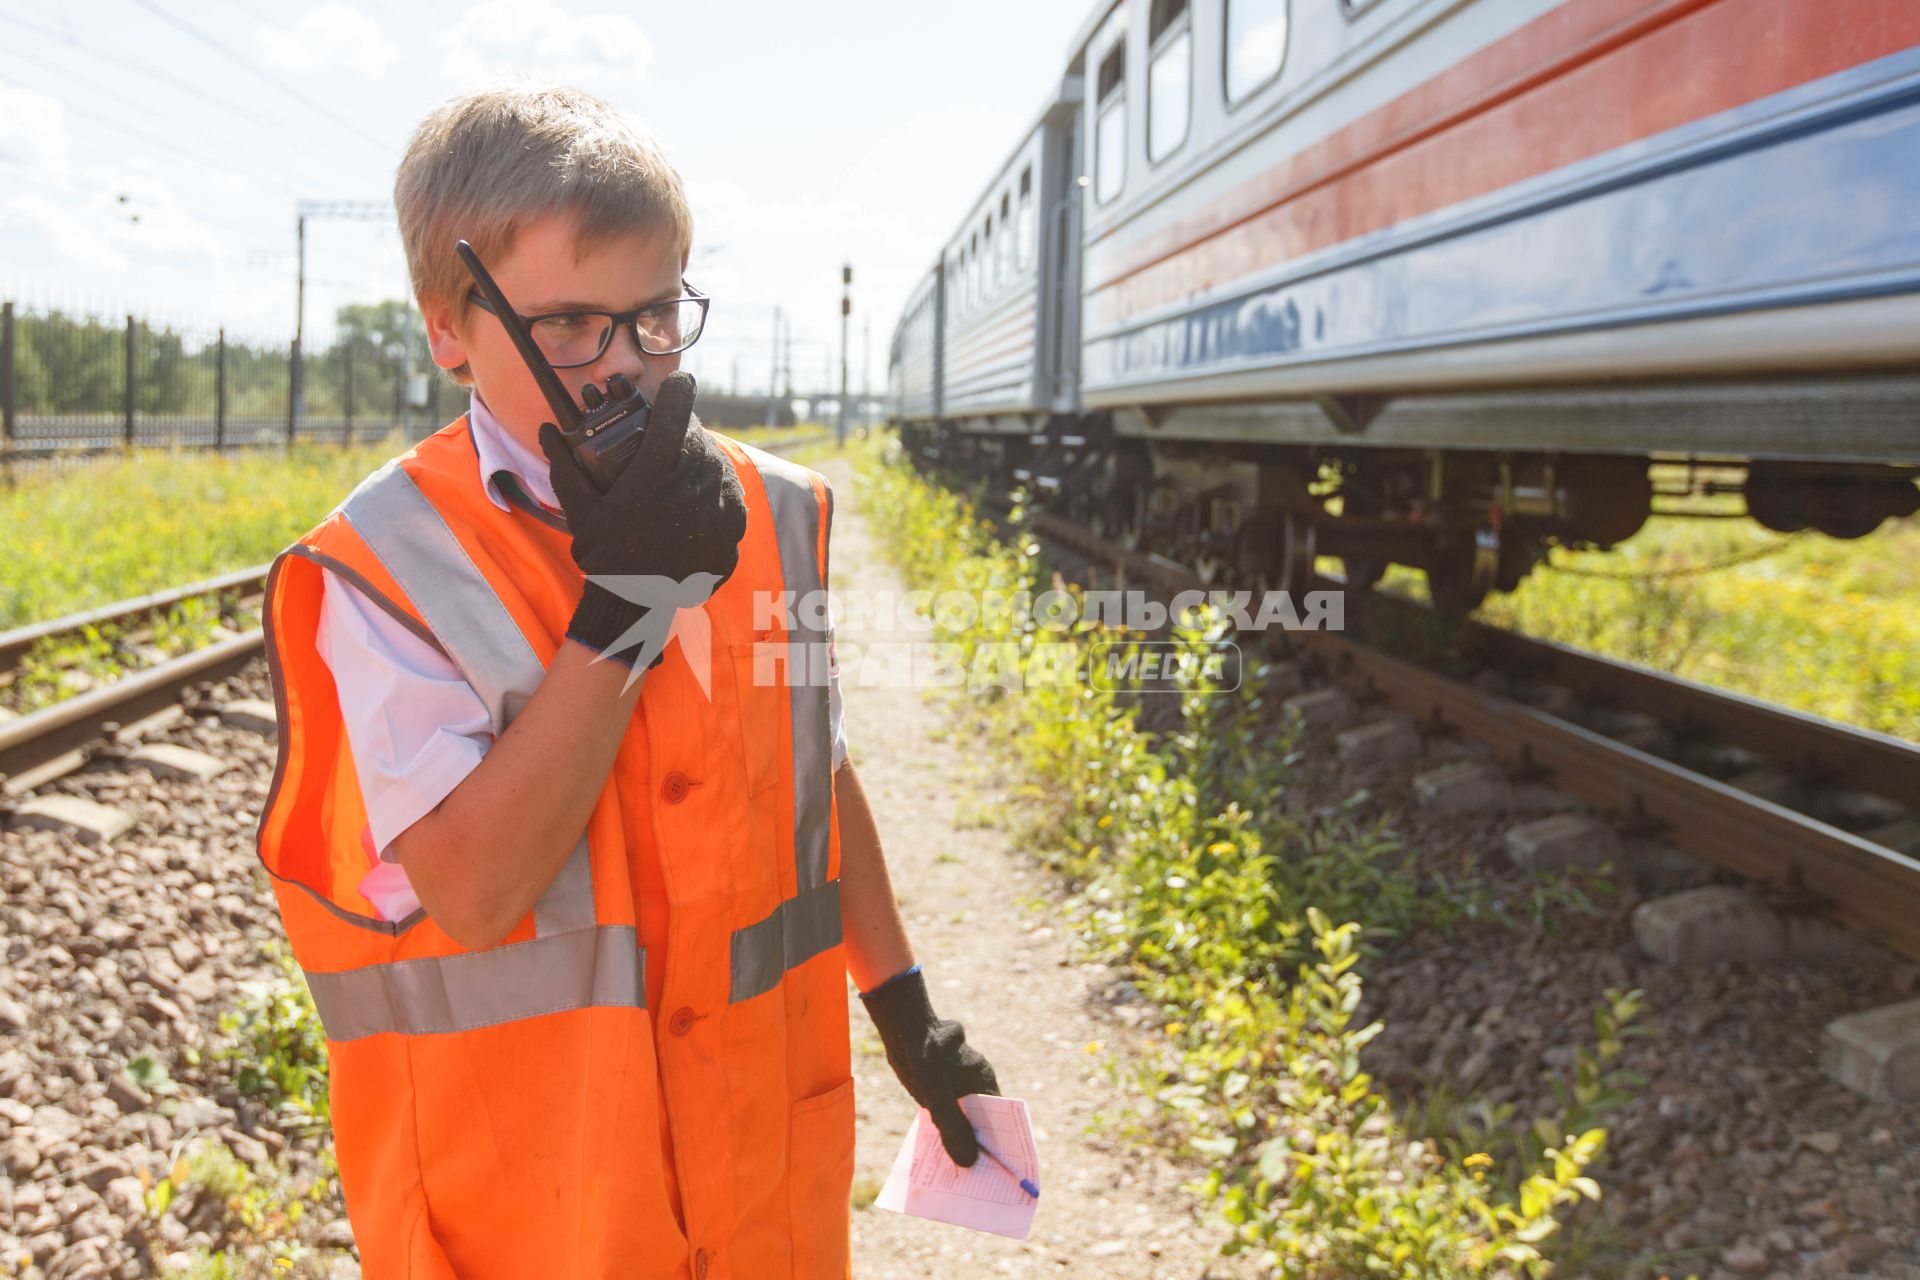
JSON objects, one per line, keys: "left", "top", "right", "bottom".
{"left": 422, "top": 213, "right": 686, "bottom": 445}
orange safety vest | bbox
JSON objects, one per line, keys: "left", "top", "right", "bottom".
{"left": 253, "top": 417, "right": 853, "bottom": 1280}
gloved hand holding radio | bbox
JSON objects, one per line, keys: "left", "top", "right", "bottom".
{"left": 539, "top": 370, "right": 748, "bottom": 670}
{"left": 860, "top": 966, "right": 1003, "bottom": 1167}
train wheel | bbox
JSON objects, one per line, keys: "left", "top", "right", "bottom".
{"left": 1192, "top": 548, "right": 1226, "bottom": 585}
{"left": 1277, "top": 511, "right": 1320, "bottom": 597}
{"left": 1129, "top": 480, "right": 1178, "bottom": 553}
{"left": 1342, "top": 557, "right": 1387, "bottom": 591}
{"left": 1088, "top": 482, "right": 1119, "bottom": 540}
{"left": 1116, "top": 484, "right": 1147, "bottom": 550}
{"left": 1424, "top": 530, "right": 1498, "bottom": 616}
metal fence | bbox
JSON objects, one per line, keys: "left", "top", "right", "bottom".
{"left": 0, "top": 299, "right": 446, "bottom": 476}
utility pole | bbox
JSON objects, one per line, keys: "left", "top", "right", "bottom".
{"left": 837, "top": 264, "right": 851, "bottom": 448}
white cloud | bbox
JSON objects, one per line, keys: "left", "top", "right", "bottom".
{"left": 257, "top": 4, "right": 397, "bottom": 79}
{"left": 0, "top": 80, "right": 71, "bottom": 177}
{"left": 441, "top": 0, "right": 652, "bottom": 89}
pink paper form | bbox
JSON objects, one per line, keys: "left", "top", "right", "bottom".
{"left": 874, "top": 1094, "right": 1039, "bottom": 1240}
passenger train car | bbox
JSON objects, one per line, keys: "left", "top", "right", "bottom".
{"left": 888, "top": 0, "right": 1920, "bottom": 610}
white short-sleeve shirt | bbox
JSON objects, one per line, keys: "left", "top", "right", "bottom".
{"left": 314, "top": 393, "right": 848, "bottom": 922}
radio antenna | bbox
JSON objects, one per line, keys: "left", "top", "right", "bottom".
{"left": 455, "top": 239, "right": 581, "bottom": 432}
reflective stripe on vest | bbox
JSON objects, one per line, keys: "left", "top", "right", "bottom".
{"left": 729, "top": 443, "right": 839, "bottom": 1003}
{"left": 297, "top": 461, "right": 622, "bottom": 1040}
{"left": 304, "top": 923, "right": 645, "bottom": 1041}
{"left": 303, "top": 447, "right": 839, "bottom": 1038}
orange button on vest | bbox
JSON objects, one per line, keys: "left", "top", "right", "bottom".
{"left": 254, "top": 418, "right": 853, "bottom": 1279}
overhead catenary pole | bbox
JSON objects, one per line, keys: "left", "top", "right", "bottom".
{"left": 293, "top": 199, "right": 393, "bottom": 434}
{"left": 344, "top": 337, "right": 356, "bottom": 444}
{"left": 215, "top": 328, "right": 228, "bottom": 449}
{"left": 1, "top": 302, "right": 15, "bottom": 448}
{"left": 767, "top": 306, "right": 782, "bottom": 429}
{"left": 837, "top": 264, "right": 851, "bottom": 448}
{"left": 293, "top": 212, "right": 306, "bottom": 424}
{"left": 123, "top": 315, "right": 137, "bottom": 447}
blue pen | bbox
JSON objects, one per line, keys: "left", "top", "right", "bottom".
{"left": 972, "top": 1136, "right": 1039, "bottom": 1199}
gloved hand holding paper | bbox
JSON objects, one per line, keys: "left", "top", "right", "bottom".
{"left": 875, "top": 1094, "right": 1040, "bottom": 1241}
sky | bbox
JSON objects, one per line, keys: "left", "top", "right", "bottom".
{"left": 0, "top": 0, "right": 1092, "bottom": 398}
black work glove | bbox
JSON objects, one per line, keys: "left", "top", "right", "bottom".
{"left": 538, "top": 371, "right": 748, "bottom": 669}
{"left": 860, "top": 968, "right": 1002, "bottom": 1167}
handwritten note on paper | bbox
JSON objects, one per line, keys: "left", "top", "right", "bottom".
{"left": 875, "top": 1094, "right": 1039, "bottom": 1240}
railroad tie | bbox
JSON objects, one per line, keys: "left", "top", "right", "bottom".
{"left": 1334, "top": 716, "right": 1422, "bottom": 768}
{"left": 7, "top": 794, "right": 135, "bottom": 847}
{"left": 1411, "top": 760, "right": 1511, "bottom": 812}
{"left": 216, "top": 698, "right": 278, "bottom": 736}
{"left": 1823, "top": 1000, "right": 1920, "bottom": 1104}
{"left": 125, "top": 742, "right": 229, "bottom": 783}
{"left": 1632, "top": 884, "right": 1786, "bottom": 966}
{"left": 1503, "top": 812, "right": 1623, "bottom": 873}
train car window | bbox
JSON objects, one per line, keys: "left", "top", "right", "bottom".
{"left": 1094, "top": 41, "right": 1127, "bottom": 204}
{"left": 1224, "top": 0, "right": 1289, "bottom": 105}
{"left": 974, "top": 230, "right": 985, "bottom": 300}
{"left": 999, "top": 192, "right": 1014, "bottom": 278}
{"left": 1148, "top": 0, "right": 1191, "bottom": 163}
{"left": 1016, "top": 167, "right": 1036, "bottom": 269}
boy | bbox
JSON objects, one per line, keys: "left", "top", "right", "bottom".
{"left": 254, "top": 84, "right": 1000, "bottom": 1279}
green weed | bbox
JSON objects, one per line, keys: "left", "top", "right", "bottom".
{"left": 214, "top": 943, "right": 331, "bottom": 1137}
{"left": 859, "top": 441, "right": 1629, "bottom": 1277}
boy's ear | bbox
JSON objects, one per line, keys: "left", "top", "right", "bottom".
{"left": 420, "top": 295, "right": 470, "bottom": 373}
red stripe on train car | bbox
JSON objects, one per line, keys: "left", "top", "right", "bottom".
{"left": 1088, "top": 0, "right": 1920, "bottom": 327}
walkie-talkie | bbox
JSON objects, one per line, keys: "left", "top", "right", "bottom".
{"left": 455, "top": 239, "right": 651, "bottom": 494}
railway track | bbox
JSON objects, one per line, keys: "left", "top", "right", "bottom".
{"left": 0, "top": 431, "right": 832, "bottom": 798}
{"left": 1018, "top": 506, "right": 1920, "bottom": 963}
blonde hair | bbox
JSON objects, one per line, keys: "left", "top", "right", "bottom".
{"left": 394, "top": 83, "right": 694, "bottom": 384}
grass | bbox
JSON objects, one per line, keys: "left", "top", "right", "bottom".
{"left": 0, "top": 421, "right": 837, "bottom": 632}
{"left": 858, "top": 441, "right": 1627, "bottom": 1277}
{"left": 1345, "top": 511, "right": 1920, "bottom": 741}
{"left": 0, "top": 423, "right": 848, "bottom": 716}
{"left": 0, "top": 433, "right": 415, "bottom": 629}
{"left": 1479, "top": 514, "right": 1920, "bottom": 740}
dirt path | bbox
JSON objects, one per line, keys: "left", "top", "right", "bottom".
{"left": 822, "top": 458, "right": 1259, "bottom": 1280}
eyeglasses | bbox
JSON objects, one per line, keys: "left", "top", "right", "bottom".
{"left": 466, "top": 282, "right": 711, "bottom": 366}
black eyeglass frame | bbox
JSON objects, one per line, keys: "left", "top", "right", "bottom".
{"left": 465, "top": 282, "right": 711, "bottom": 365}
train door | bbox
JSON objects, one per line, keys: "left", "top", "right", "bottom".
{"left": 1041, "top": 94, "right": 1084, "bottom": 416}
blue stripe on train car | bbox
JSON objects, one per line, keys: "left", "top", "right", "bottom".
{"left": 1082, "top": 53, "right": 1920, "bottom": 393}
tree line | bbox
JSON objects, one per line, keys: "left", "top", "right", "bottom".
{"left": 7, "top": 301, "right": 428, "bottom": 421}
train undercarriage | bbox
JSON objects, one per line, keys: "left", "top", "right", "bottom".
{"left": 898, "top": 414, "right": 1920, "bottom": 614}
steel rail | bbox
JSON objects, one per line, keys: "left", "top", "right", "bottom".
{"left": 0, "top": 566, "right": 268, "bottom": 673}
{"left": 1463, "top": 624, "right": 1920, "bottom": 804}
{"left": 1024, "top": 510, "right": 1920, "bottom": 960}
{"left": 0, "top": 629, "right": 264, "bottom": 794}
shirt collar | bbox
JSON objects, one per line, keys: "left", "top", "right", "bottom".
{"left": 469, "top": 392, "right": 562, "bottom": 515}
